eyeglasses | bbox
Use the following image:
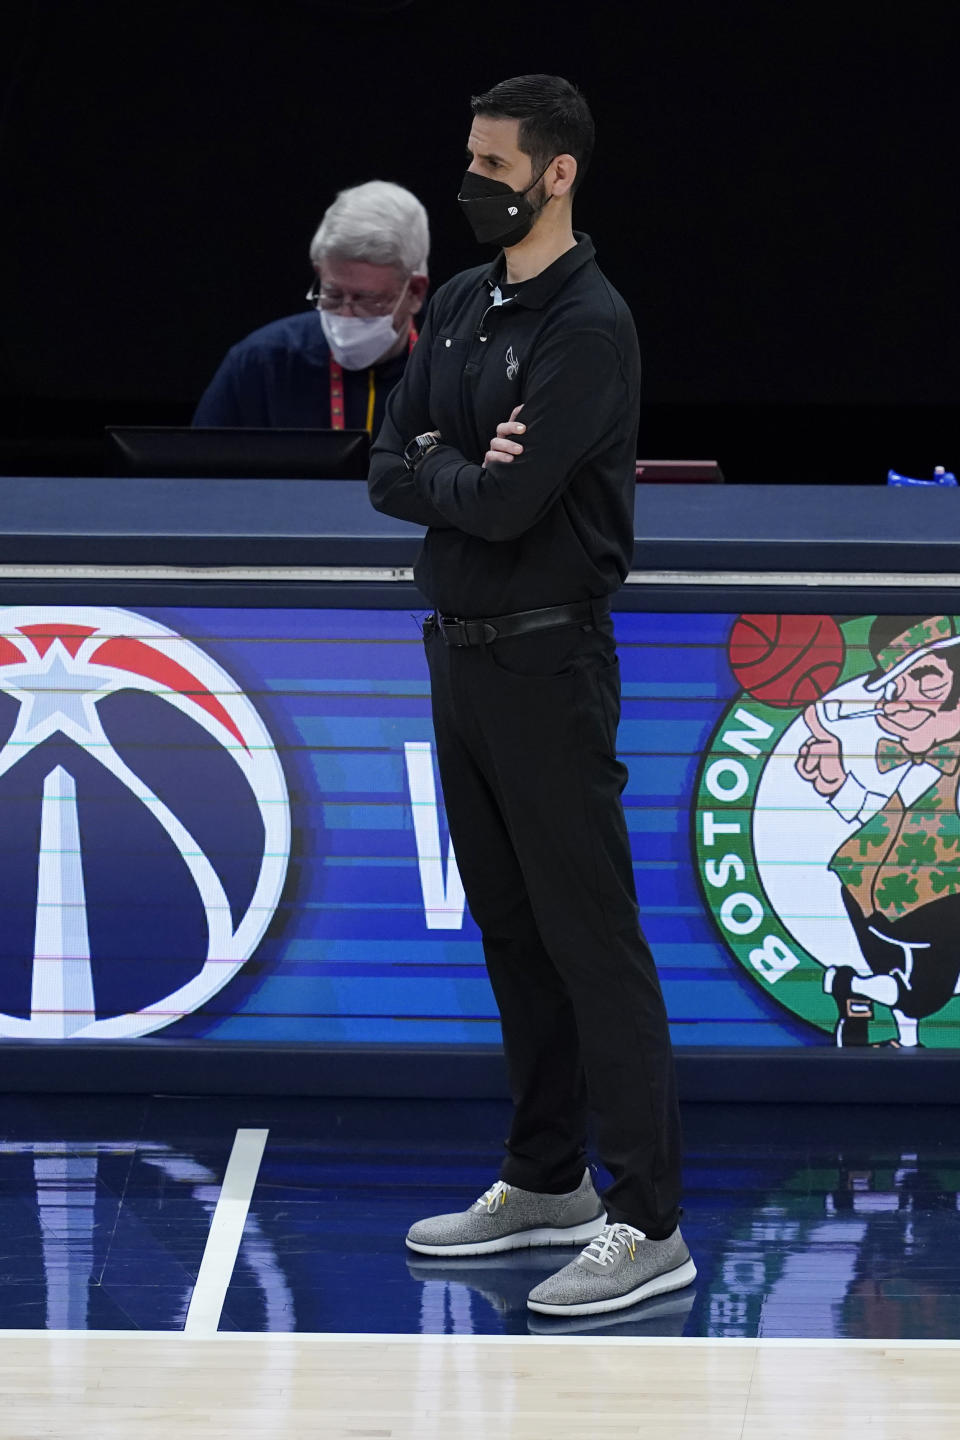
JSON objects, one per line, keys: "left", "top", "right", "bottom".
{"left": 306, "top": 278, "right": 404, "bottom": 319}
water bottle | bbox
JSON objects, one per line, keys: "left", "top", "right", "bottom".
{"left": 887, "top": 465, "right": 957, "bottom": 487}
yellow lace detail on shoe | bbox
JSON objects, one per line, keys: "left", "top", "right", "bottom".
{"left": 581, "top": 1223, "right": 646, "bottom": 1266}
{"left": 477, "top": 1180, "right": 512, "bottom": 1213}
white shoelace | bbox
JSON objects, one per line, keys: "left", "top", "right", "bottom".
{"left": 476, "top": 1180, "right": 513, "bottom": 1213}
{"left": 581, "top": 1222, "right": 647, "bottom": 1266}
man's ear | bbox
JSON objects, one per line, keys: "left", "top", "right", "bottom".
{"left": 549, "top": 153, "right": 578, "bottom": 199}
{"left": 408, "top": 274, "right": 429, "bottom": 314}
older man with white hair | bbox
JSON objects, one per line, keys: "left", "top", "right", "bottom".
{"left": 193, "top": 180, "right": 429, "bottom": 431}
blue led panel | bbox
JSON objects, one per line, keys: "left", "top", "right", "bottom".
{"left": 2, "top": 604, "right": 956, "bottom": 1049}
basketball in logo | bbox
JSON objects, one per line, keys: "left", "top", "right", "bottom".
{"left": 0, "top": 605, "right": 290, "bottom": 1039}
{"left": 727, "top": 613, "right": 845, "bottom": 708}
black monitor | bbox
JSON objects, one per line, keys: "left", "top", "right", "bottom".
{"left": 635, "top": 460, "right": 724, "bottom": 483}
{"left": 107, "top": 426, "right": 370, "bottom": 479}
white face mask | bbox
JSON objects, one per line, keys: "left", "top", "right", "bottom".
{"left": 319, "top": 281, "right": 409, "bottom": 370}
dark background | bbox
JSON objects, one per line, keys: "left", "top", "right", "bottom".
{"left": 1, "top": 0, "right": 956, "bottom": 483}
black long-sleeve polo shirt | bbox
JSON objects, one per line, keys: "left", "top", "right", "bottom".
{"left": 368, "top": 233, "right": 640, "bottom": 617}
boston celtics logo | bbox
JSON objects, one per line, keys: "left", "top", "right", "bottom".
{"left": 695, "top": 613, "right": 960, "bottom": 1049}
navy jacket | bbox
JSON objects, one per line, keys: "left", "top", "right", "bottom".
{"left": 368, "top": 235, "right": 641, "bottom": 616}
{"left": 193, "top": 311, "right": 408, "bottom": 431}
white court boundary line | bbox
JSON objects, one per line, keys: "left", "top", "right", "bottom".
{"left": 4, "top": 1331, "right": 960, "bottom": 1349}
{"left": 182, "top": 1127, "right": 268, "bottom": 1337}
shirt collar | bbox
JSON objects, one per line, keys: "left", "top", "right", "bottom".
{"left": 480, "top": 232, "right": 596, "bottom": 309}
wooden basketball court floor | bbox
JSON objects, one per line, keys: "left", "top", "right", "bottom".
{"left": 2, "top": 1094, "right": 959, "bottom": 1437}
{"left": 3, "top": 1332, "right": 959, "bottom": 1437}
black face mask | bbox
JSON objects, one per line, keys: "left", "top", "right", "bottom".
{"left": 457, "top": 163, "right": 552, "bottom": 248}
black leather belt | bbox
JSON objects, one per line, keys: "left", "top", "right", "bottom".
{"left": 426, "top": 599, "right": 607, "bottom": 647}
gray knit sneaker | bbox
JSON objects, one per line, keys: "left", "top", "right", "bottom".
{"left": 405, "top": 1171, "right": 605, "bottom": 1257}
{"left": 526, "top": 1223, "right": 696, "bottom": 1316}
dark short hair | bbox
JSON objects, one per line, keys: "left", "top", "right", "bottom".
{"left": 470, "top": 74, "right": 595, "bottom": 194}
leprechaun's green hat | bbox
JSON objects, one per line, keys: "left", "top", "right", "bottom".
{"left": 864, "top": 614, "right": 960, "bottom": 692}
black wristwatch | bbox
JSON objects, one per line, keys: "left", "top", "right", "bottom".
{"left": 403, "top": 431, "right": 441, "bottom": 472}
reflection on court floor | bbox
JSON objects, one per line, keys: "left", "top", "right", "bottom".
{"left": 1, "top": 1096, "right": 958, "bottom": 1339}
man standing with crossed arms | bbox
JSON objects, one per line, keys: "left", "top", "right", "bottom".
{"left": 368, "top": 73, "right": 693, "bottom": 1319}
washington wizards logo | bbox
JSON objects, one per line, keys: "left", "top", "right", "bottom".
{"left": 0, "top": 606, "right": 290, "bottom": 1039}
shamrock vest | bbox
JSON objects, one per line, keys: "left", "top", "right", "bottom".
{"left": 830, "top": 740, "right": 960, "bottom": 920}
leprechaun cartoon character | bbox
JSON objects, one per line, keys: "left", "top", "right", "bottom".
{"left": 796, "top": 615, "right": 960, "bottom": 1047}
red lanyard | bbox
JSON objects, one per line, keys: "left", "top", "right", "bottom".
{"left": 328, "top": 324, "right": 418, "bottom": 432}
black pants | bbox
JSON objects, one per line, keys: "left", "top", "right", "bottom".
{"left": 424, "top": 614, "right": 682, "bottom": 1237}
{"left": 842, "top": 888, "right": 960, "bottom": 1020}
